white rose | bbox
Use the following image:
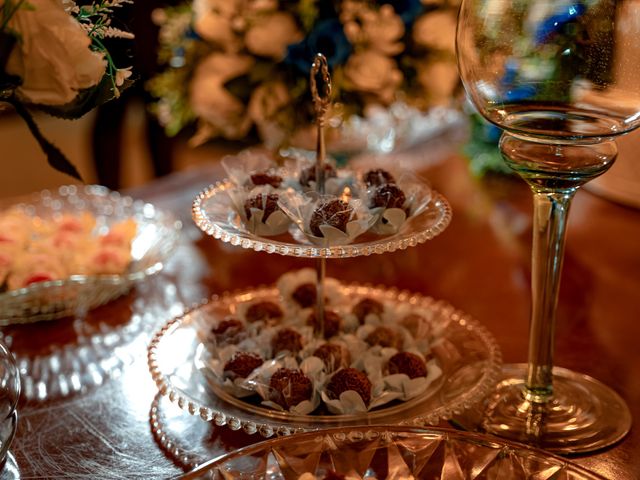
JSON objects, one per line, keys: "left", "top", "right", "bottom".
{"left": 344, "top": 51, "right": 403, "bottom": 104}
{"left": 245, "top": 12, "right": 302, "bottom": 59}
{"left": 5, "top": 0, "right": 106, "bottom": 106}
{"left": 247, "top": 81, "right": 290, "bottom": 147}
{"left": 361, "top": 5, "right": 405, "bottom": 55}
{"left": 413, "top": 11, "right": 457, "bottom": 54}
{"left": 417, "top": 60, "right": 460, "bottom": 104}
{"left": 189, "top": 53, "right": 254, "bottom": 139}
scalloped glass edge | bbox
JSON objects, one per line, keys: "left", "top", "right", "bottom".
{"left": 0, "top": 184, "right": 182, "bottom": 325}
{"left": 147, "top": 284, "right": 502, "bottom": 438}
{"left": 192, "top": 181, "right": 452, "bottom": 258}
{"left": 181, "top": 425, "right": 608, "bottom": 480}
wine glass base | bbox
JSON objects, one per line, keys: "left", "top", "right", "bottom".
{"left": 482, "top": 364, "right": 631, "bottom": 454}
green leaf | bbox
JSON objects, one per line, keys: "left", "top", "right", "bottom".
{"left": 33, "top": 73, "right": 136, "bottom": 120}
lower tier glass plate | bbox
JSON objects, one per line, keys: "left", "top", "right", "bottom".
{"left": 148, "top": 284, "right": 502, "bottom": 437}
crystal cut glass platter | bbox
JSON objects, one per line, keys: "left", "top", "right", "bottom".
{"left": 192, "top": 181, "right": 451, "bottom": 258}
{"left": 181, "top": 425, "right": 607, "bottom": 480}
{"left": 0, "top": 184, "right": 181, "bottom": 324}
{"left": 148, "top": 284, "right": 501, "bottom": 437}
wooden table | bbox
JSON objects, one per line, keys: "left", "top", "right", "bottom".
{"left": 6, "top": 144, "right": 640, "bottom": 479}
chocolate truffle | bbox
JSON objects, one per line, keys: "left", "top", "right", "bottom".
{"left": 211, "top": 317, "right": 244, "bottom": 345}
{"left": 271, "top": 327, "right": 303, "bottom": 355}
{"left": 269, "top": 368, "right": 313, "bottom": 409}
{"left": 313, "top": 343, "right": 350, "bottom": 372}
{"left": 365, "top": 326, "right": 402, "bottom": 349}
{"left": 292, "top": 282, "right": 317, "bottom": 308}
{"left": 299, "top": 163, "right": 337, "bottom": 187}
{"left": 370, "top": 184, "right": 406, "bottom": 210}
{"left": 326, "top": 368, "right": 372, "bottom": 406}
{"left": 352, "top": 297, "right": 384, "bottom": 324}
{"left": 223, "top": 352, "right": 263, "bottom": 379}
{"left": 363, "top": 168, "right": 395, "bottom": 187}
{"left": 245, "top": 301, "right": 283, "bottom": 324}
{"left": 243, "top": 193, "right": 280, "bottom": 222}
{"left": 309, "top": 199, "right": 353, "bottom": 237}
{"left": 250, "top": 171, "right": 282, "bottom": 188}
{"left": 388, "top": 352, "right": 427, "bottom": 379}
{"left": 306, "top": 309, "right": 342, "bottom": 339}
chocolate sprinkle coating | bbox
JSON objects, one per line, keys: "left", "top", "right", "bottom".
{"left": 313, "top": 343, "right": 350, "bottom": 372}
{"left": 245, "top": 301, "right": 283, "bottom": 324}
{"left": 292, "top": 282, "right": 316, "bottom": 308}
{"left": 250, "top": 172, "right": 282, "bottom": 188}
{"left": 363, "top": 168, "right": 395, "bottom": 187}
{"left": 223, "top": 352, "right": 263, "bottom": 379}
{"left": 299, "top": 164, "right": 337, "bottom": 187}
{"left": 269, "top": 368, "right": 313, "bottom": 409}
{"left": 365, "top": 326, "right": 402, "bottom": 349}
{"left": 271, "top": 327, "right": 303, "bottom": 355}
{"left": 211, "top": 317, "right": 244, "bottom": 345}
{"left": 326, "top": 368, "right": 372, "bottom": 406}
{"left": 370, "top": 184, "right": 406, "bottom": 210}
{"left": 243, "top": 193, "right": 280, "bottom": 222}
{"left": 388, "top": 352, "right": 427, "bottom": 379}
{"left": 309, "top": 199, "right": 353, "bottom": 237}
{"left": 307, "top": 309, "right": 342, "bottom": 339}
{"left": 352, "top": 297, "right": 384, "bottom": 324}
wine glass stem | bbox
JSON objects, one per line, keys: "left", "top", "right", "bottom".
{"left": 525, "top": 188, "right": 575, "bottom": 404}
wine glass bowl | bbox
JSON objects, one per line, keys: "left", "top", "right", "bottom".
{"left": 457, "top": 0, "right": 637, "bottom": 453}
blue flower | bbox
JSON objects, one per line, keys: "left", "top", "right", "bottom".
{"left": 535, "top": 3, "right": 586, "bottom": 44}
{"left": 285, "top": 19, "right": 352, "bottom": 74}
{"left": 378, "top": 0, "right": 423, "bottom": 26}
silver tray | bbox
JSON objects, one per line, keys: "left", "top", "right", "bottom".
{"left": 148, "top": 284, "right": 501, "bottom": 437}
{"left": 0, "top": 185, "right": 181, "bottom": 324}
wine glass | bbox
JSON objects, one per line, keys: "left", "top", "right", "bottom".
{"left": 457, "top": 0, "right": 640, "bottom": 453}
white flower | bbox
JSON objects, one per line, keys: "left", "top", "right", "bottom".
{"left": 189, "top": 53, "right": 254, "bottom": 140}
{"left": 115, "top": 66, "right": 133, "bottom": 87}
{"left": 343, "top": 51, "right": 403, "bottom": 105}
{"left": 245, "top": 12, "right": 302, "bottom": 59}
{"left": 345, "top": 4, "right": 405, "bottom": 56}
{"left": 5, "top": 0, "right": 107, "bottom": 106}
{"left": 417, "top": 60, "right": 459, "bottom": 105}
{"left": 413, "top": 11, "right": 457, "bottom": 54}
{"left": 193, "top": 0, "right": 243, "bottom": 52}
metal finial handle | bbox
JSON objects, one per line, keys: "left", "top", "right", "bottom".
{"left": 310, "top": 53, "right": 331, "bottom": 126}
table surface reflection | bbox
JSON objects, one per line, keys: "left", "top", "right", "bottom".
{"left": 8, "top": 147, "right": 640, "bottom": 479}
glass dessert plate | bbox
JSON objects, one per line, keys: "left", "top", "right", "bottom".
{"left": 181, "top": 425, "right": 606, "bottom": 480}
{"left": 192, "top": 181, "right": 451, "bottom": 258}
{"left": 147, "top": 284, "right": 501, "bottom": 437}
{"left": 0, "top": 185, "right": 182, "bottom": 325}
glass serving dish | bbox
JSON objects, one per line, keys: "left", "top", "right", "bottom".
{"left": 0, "top": 184, "right": 182, "bottom": 325}
{"left": 148, "top": 284, "right": 501, "bottom": 438}
{"left": 192, "top": 181, "right": 451, "bottom": 259}
{"left": 181, "top": 425, "right": 606, "bottom": 480}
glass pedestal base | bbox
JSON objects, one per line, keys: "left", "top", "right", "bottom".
{"left": 483, "top": 364, "right": 631, "bottom": 454}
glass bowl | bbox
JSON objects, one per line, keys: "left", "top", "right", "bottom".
{"left": 192, "top": 182, "right": 451, "bottom": 259}
{"left": 181, "top": 425, "right": 606, "bottom": 479}
{"left": 147, "top": 283, "right": 501, "bottom": 437}
{"left": 0, "top": 184, "right": 181, "bottom": 324}
{"left": 0, "top": 341, "right": 19, "bottom": 466}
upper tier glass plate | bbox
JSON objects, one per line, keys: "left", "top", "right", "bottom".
{"left": 0, "top": 185, "right": 181, "bottom": 325}
{"left": 181, "top": 425, "right": 606, "bottom": 480}
{"left": 192, "top": 181, "right": 451, "bottom": 259}
{"left": 147, "top": 284, "right": 501, "bottom": 438}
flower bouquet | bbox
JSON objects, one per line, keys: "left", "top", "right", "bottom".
{"left": 149, "top": 0, "right": 461, "bottom": 151}
{"left": 0, "top": 0, "right": 135, "bottom": 179}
